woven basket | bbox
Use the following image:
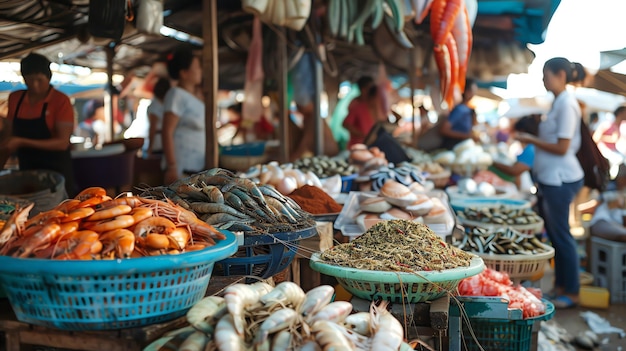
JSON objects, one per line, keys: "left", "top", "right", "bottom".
{"left": 309, "top": 253, "right": 485, "bottom": 303}
{"left": 476, "top": 243, "right": 555, "bottom": 282}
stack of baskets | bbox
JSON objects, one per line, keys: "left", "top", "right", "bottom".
{"left": 214, "top": 226, "right": 317, "bottom": 281}
{"left": 0, "top": 231, "right": 238, "bottom": 331}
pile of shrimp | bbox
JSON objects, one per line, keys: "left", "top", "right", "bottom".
{"left": 0, "top": 187, "right": 226, "bottom": 260}
{"left": 145, "top": 282, "right": 413, "bottom": 351}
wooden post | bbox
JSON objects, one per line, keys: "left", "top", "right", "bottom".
{"left": 202, "top": 0, "right": 219, "bottom": 169}
{"left": 104, "top": 44, "right": 116, "bottom": 145}
{"left": 409, "top": 47, "right": 418, "bottom": 146}
{"left": 277, "top": 27, "right": 290, "bottom": 163}
{"left": 313, "top": 52, "right": 323, "bottom": 156}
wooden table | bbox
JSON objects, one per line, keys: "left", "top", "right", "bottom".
{"left": 0, "top": 276, "right": 242, "bottom": 351}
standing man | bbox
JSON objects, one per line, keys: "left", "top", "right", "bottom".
{"left": 440, "top": 78, "right": 478, "bottom": 150}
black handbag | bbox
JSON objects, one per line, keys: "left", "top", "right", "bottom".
{"left": 576, "top": 119, "right": 610, "bottom": 191}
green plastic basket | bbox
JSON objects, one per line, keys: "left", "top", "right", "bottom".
{"left": 309, "top": 253, "right": 485, "bottom": 303}
{"left": 449, "top": 296, "right": 555, "bottom": 351}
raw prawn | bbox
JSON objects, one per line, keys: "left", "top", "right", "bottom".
{"left": 186, "top": 296, "right": 227, "bottom": 333}
{"left": 344, "top": 312, "right": 372, "bottom": 337}
{"left": 214, "top": 314, "right": 248, "bottom": 351}
{"left": 133, "top": 217, "right": 176, "bottom": 239}
{"left": 298, "top": 285, "right": 335, "bottom": 318}
{"left": 308, "top": 301, "right": 353, "bottom": 325}
{"left": 53, "top": 231, "right": 100, "bottom": 260}
{"left": 168, "top": 227, "right": 191, "bottom": 250}
{"left": 12, "top": 223, "right": 61, "bottom": 258}
{"left": 24, "top": 209, "right": 65, "bottom": 229}
{"left": 100, "top": 228, "right": 135, "bottom": 258}
{"left": 312, "top": 320, "right": 354, "bottom": 351}
{"left": 224, "top": 282, "right": 272, "bottom": 335}
{"left": 96, "top": 196, "right": 143, "bottom": 210}
{"left": 370, "top": 301, "right": 404, "bottom": 351}
{"left": 253, "top": 307, "right": 299, "bottom": 347}
{"left": 61, "top": 207, "right": 95, "bottom": 222}
{"left": 0, "top": 203, "right": 33, "bottom": 245}
{"left": 177, "top": 330, "right": 209, "bottom": 351}
{"left": 259, "top": 281, "right": 306, "bottom": 310}
{"left": 86, "top": 204, "right": 132, "bottom": 221}
{"left": 83, "top": 214, "right": 134, "bottom": 233}
{"left": 74, "top": 186, "right": 107, "bottom": 201}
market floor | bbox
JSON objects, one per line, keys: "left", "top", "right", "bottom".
{"left": 546, "top": 303, "right": 626, "bottom": 350}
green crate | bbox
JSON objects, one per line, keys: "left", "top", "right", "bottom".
{"left": 449, "top": 296, "right": 554, "bottom": 351}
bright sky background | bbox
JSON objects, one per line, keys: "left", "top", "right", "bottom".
{"left": 505, "top": 0, "right": 626, "bottom": 99}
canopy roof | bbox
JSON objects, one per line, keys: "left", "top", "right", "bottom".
{"left": 0, "top": 0, "right": 561, "bottom": 88}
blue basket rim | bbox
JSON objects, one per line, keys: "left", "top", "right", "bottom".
{"left": 453, "top": 296, "right": 555, "bottom": 323}
{"left": 243, "top": 226, "right": 317, "bottom": 246}
{"left": 0, "top": 229, "right": 238, "bottom": 276}
{"left": 450, "top": 197, "right": 530, "bottom": 212}
{"left": 219, "top": 142, "right": 266, "bottom": 156}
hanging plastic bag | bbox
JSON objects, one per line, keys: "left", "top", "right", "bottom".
{"left": 242, "top": 17, "right": 265, "bottom": 136}
{"left": 137, "top": 0, "right": 163, "bottom": 35}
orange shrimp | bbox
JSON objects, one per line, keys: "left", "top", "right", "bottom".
{"left": 133, "top": 216, "right": 176, "bottom": 238}
{"left": 185, "top": 243, "right": 209, "bottom": 252}
{"left": 129, "top": 208, "right": 153, "bottom": 223}
{"left": 61, "top": 207, "right": 95, "bottom": 222}
{"left": 12, "top": 223, "right": 62, "bottom": 258}
{"left": 51, "top": 230, "right": 100, "bottom": 260}
{"left": 75, "top": 187, "right": 107, "bottom": 201}
{"left": 58, "top": 220, "right": 80, "bottom": 237}
{"left": 96, "top": 196, "right": 143, "bottom": 210}
{"left": 433, "top": 43, "right": 451, "bottom": 107}
{"left": 86, "top": 204, "right": 132, "bottom": 222}
{"left": 54, "top": 199, "right": 81, "bottom": 214}
{"left": 141, "top": 198, "right": 224, "bottom": 242}
{"left": 143, "top": 233, "right": 170, "bottom": 250}
{"left": 451, "top": 1, "right": 472, "bottom": 91}
{"left": 24, "top": 210, "right": 65, "bottom": 229}
{"left": 76, "top": 196, "right": 105, "bottom": 209}
{"left": 100, "top": 228, "right": 135, "bottom": 258}
{"left": 0, "top": 203, "right": 34, "bottom": 246}
{"left": 168, "top": 227, "right": 191, "bottom": 250}
{"left": 83, "top": 215, "right": 135, "bottom": 233}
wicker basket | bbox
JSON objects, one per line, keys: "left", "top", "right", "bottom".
{"left": 0, "top": 231, "right": 238, "bottom": 331}
{"left": 459, "top": 217, "right": 544, "bottom": 235}
{"left": 309, "top": 253, "right": 485, "bottom": 303}
{"left": 476, "top": 243, "right": 555, "bottom": 282}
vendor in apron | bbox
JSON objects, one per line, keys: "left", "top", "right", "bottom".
{"left": 0, "top": 53, "right": 75, "bottom": 197}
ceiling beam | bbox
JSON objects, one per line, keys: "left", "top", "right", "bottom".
{"left": 0, "top": 33, "right": 77, "bottom": 60}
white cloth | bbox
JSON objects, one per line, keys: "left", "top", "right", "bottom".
{"left": 163, "top": 87, "right": 205, "bottom": 175}
{"left": 146, "top": 98, "right": 164, "bottom": 152}
{"left": 533, "top": 91, "right": 584, "bottom": 186}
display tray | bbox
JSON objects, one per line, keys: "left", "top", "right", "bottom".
{"left": 450, "top": 197, "right": 530, "bottom": 212}
{"left": 334, "top": 190, "right": 455, "bottom": 241}
{"left": 310, "top": 253, "right": 485, "bottom": 303}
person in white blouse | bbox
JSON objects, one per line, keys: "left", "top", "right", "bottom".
{"left": 162, "top": 47, "right": 205, "bottom": 184}
{"left": 516, "top": 57, "right": 586, "bottom": 309}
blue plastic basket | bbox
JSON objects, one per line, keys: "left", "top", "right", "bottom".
{"left": 340, "top": 173, "right": 358, "bottom": 193}
{"left": 215, "top": 226, "right": 317, "bottom": 281}
{"left": 0, "top": 230, "right": 238, "bottom": 331}
{"left": 220, "top": 142, "right": 266, "bottom": 156}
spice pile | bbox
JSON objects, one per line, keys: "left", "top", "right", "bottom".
{"left": 320, "top": 220, "right": 474, "bottom": 272}
{"left": 287, "top": 185, "right": 342, "bottom": 214}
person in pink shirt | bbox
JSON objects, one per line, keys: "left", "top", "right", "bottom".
{"left": 342, "top": 76, "right": 382, "bottom": 148}
{"left": 594, "top": 105, "right": 626, "bottom": 178}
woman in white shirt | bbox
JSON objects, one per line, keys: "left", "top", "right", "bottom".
{"left": 162, "top": 47, "right": 205, "bottom": 184}
{"left": 516, "top": 57, "right": 585, "bottom": 309}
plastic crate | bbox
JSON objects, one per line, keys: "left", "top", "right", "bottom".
{"left": 214, "top": 226, "right": 317, "bottom": 281}
{"left": 449, "top": 296, "right": 555, "bottom": 351}
{"left": 310, "top": 253, "right": 485, "bottom": 303}
{"left": 0, "top": 231, "right": 238, "bottom": 331}
{"left": 590, "top": 236, "right": 626, "bottom": 304}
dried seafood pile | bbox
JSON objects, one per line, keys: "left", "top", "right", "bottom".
{"left": 320, "top": 220, "right": 474, "bottom": 272}
{"left": 456, "top": 206, "right": 542, "bottom": 226}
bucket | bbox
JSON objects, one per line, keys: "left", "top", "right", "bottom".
{"left": 0, "top": 170, "right": 67, "bottom": 216}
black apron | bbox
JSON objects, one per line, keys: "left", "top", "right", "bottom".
{"left": 12, "top": 90, "right": 75, "bottom": 197}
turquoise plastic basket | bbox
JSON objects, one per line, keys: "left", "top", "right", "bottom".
{"left": 309, "top": 253, "right": 485, "bottom": 303}
{"left": 0, "top": 230, "right": 238, "bottom": 331}
{"left": 450, "top": 296, "right": 555, "bottom": 351}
